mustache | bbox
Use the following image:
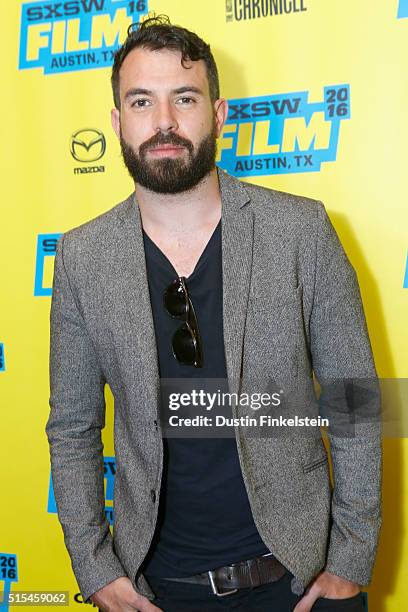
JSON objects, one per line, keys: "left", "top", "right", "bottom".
{"left": 139, "top": 132, "right": 194, "bottom": 157}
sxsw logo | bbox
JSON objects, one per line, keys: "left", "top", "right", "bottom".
{"left": 48, "top": 457, "right": 116, "bottom": 524}
{"left": 34, "top": 234, "right": 62, "bottom": 296}
{"left": 217, "top": 85, "right": 350, "bottom": 177}
{"left": 0, "top": 344, "right": 5, "bottom": 372}
{"left": 19, "top": 0, "right": 149, "bottom": 74}
{"left": 398, "top": 0, "right": 408, "bottom": 18}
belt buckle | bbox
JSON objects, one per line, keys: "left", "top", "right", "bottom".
{"left": 207, "top": 570, "right": 238, "bottom": 597}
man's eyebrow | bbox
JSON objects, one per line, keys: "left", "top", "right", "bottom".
{"left": 172, "top": 86, "right": 204, "bottom": 95}
{"left": 124, "top": 88, "right": 153, "bottom": 100}
{"left": 124, "top": 86, "right": 204, "bottom": 101}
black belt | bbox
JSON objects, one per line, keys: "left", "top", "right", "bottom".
{"left": 162, "top": 553, "right": 287, "bottom": 597}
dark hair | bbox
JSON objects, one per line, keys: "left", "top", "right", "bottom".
{"left": 111, "top": 14, "right": 220, "bottom": 109}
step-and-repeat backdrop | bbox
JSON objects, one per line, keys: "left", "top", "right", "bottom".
{"left": 1, "top": 1, "right": 407, "bottom": 610}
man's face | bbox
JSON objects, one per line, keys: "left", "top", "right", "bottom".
{"left": 111, "top": 47, "right": 228, "bottom": 194}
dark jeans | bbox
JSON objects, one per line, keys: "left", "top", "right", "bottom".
{"left": 146, "top": 572, "right": 365, "bottom": 612}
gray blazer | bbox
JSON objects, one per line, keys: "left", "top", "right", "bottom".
{"left": 46, "top": 167, "right": 382, "bottom": 603}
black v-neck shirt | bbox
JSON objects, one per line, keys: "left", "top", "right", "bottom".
{"left": 140, "top": 219, "right": 270, "bottom": 578}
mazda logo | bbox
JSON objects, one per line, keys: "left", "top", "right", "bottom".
{"left": 70, "top": 128, "right": 106, "bottom": 162}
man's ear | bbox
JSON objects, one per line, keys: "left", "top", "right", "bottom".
{"left": 213, "top": 98, "right": 228, "bottom": 138}
{"left": 111, "top": 108, "right": 121, "bottom": 139}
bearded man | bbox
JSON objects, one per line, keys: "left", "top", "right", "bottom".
{"left": 46, "top": 15, "right": 381, "bottom": 612}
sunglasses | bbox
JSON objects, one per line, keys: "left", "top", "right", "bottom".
{"left": 163, "top": 276, "right": 203, "bottom": 368}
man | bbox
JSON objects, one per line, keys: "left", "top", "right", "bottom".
{"left": 46, "top": 15, "right": 382, "bottom": 612}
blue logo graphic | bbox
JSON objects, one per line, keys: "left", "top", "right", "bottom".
{"left": 398, "top": 0, "right": 408, "bottom": 18}
{"left": 403, "top": 253, "right": 408, "bottom": 288}
{"left": 0, "top": 553, "right": 18, "bottom": 611}
{"left": 34, "top": 233, "right": 63, "bottom": 296}
{"left": 218, "top": 85, "right": 350, "bottom": 177}
{"left": 0, "top": 344, "right": 5, "bottom": 372}
{"left": 48, "top": 456, "right": 115, "bottom": 524}
{"left": 19, "top": 0, "right": 148, "bottom": 74}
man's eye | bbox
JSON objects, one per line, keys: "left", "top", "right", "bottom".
{"left": 132, "top": 99, "right": 150, "bottom": 108}
{"left": 177, "top": 97, "right": 195, "bottom": 105}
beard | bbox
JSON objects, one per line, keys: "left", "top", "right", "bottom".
{"left": 119, "top": 121, "right": 218, "bottom": 194}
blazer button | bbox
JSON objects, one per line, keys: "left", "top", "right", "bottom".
{"left": 151, "top": 489, "right": 156, "bottom": 503}
{"left": 153, "top": 419, "right": 158, "bottom": 431}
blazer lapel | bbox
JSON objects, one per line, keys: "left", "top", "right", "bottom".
{"left": 218, "top": 169, "right": 253, "bottom": 398}
{"left": 113, "top": 194, "right": 160, "bottom": 419}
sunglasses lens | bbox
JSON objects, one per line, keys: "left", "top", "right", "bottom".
{"left": 164, "top": 277, "right": 203, "bottom": 367}
{"left": 172, "top": 323, "right": 197, "bottom": 365}
{"left": 164, "top": 279, "right": 187, "bottom": 317}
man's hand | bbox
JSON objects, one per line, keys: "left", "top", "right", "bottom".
{"left": 90, "top": 576, "right": 163, "bottom": 612}
{"left": 293, "top": 570, "right": 361, "bottom": 612}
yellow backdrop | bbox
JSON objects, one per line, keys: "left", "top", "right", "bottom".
{"left": 1, "top": 1, "right": 407, "bottom": 610}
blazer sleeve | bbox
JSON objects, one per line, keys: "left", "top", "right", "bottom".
{"left": 309, "top": 202, "right": 382, "bottom": 586}
{"left": 45, "top": 234, "right": 127, "bottom": 603}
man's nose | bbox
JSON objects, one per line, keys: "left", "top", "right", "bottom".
{"left": 153, "top": 100, "right": 178, "bottom": 132}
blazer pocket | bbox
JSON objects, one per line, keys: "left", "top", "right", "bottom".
{"left": 303, "top": 455, "right": 328, "bottom": 474}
